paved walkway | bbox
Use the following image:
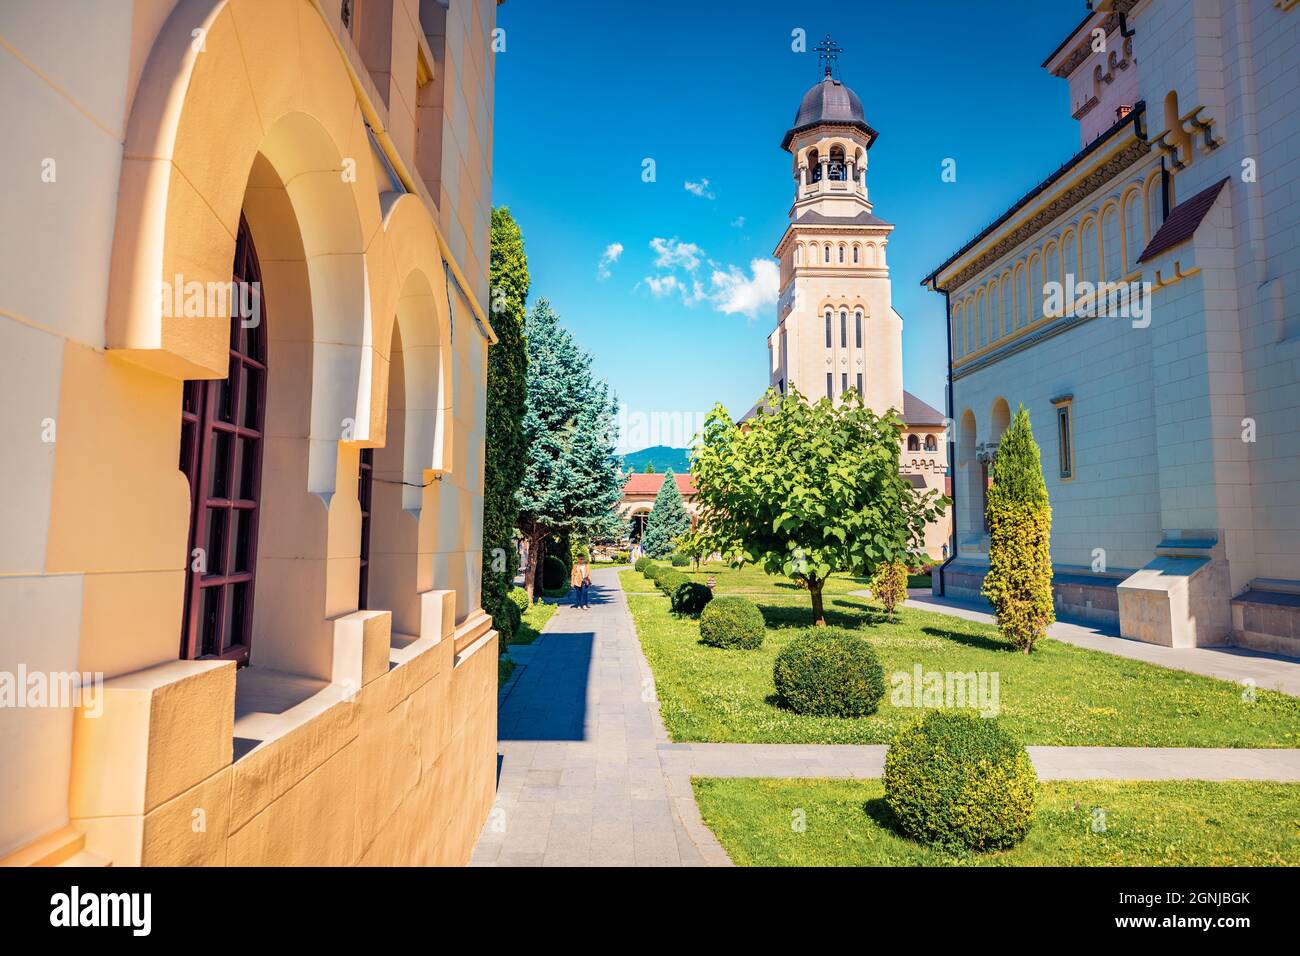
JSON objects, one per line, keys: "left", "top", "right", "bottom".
{"left": 473, "top": 573, "right": 1300, "bottom": 867}
{"left": 471, "top": 566, "right": 730, "bottom": 867}
{"left": 858, "top": 590, "right": 1300, "bottom": 697}
{"left": 656, "top": 742, "right": 1300, "bottom": 781}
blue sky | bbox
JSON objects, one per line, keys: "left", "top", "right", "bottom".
{"left": 492, "top": 0, "right": 1088, "bottom": 450}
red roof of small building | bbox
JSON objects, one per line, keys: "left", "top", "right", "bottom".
{"left": 622, "top": 472, "right": 697, "bottom": 497}
{"left": 1138, "top": 177, "right": 1229, "bottom": 264}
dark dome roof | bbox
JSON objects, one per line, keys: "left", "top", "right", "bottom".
{"left": 781, "top": 73, "right": 877, "bottom": 151}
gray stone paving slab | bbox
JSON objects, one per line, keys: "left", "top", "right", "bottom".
{"left": 471, "top": 567, "right": 732, "bottom": 867}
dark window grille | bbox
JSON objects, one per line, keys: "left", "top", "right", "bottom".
{"left": 358, "top": 448, "right": 374, "bottom": 608}
{"left": 855, "top": 312, "right": 862, "bottom": 347}
{"left": 856, "top": 372, "right": 863, "bottom": 396}
{"left": 841, "top": 373, "right": 848, "bottom": 395}
{"left": 178, "top": 215, "right": 267, "bottom": 664}
{"left": 826, "top": 373, "right": 833, "bottom": 401}
{"left": 1057, "top": 404, "right": 1073, "bottom": 479}
{"left": 824, "top": 311, "right": 832, "bottom": 348}
{"left": 840, "top": 311, "right": 847, "bottom": 347}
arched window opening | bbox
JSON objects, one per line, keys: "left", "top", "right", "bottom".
{"left": 907, "top": 434, "right": 920, "bottom": 451}
{"left": 852, "top": 245, "right": 860, "bottom": 264}
{"left": 825, "top": 309, "right": 832, "bottom": 348}
{"left": 808, "top": 148, "right": 821, "bottom": 183}
{"left": 924, "top": 434, "right": 938, "bottom": 451}
{"left": 840, "top": 310, "right": 847, "bottom": 347}
{"left": 179, "top": 215, "right": 267, "bottom": 664}
{"left": 824, "top": 244, "right": 831, "bottom": 264}
{"left": 828, "top": 145, "right": 846, "bottom": 181}
{"left": 838, "top": 245, "right": 845, "bottom": 264}
{"left": 854, "top": 311, "right": 862, "bottom": 348}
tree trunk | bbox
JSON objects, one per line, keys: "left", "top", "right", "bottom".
{"left": 524, "top": 531, "right": 545, "bottom": 603}
{"left": 810, "top": 579, "right": 826, "bottom": 626}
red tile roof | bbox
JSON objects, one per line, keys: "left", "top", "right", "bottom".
{"left": 1138, "top": 177, "right": 1229, "bottom": 264}
{"left": 622, "top": 472, "right": 697, "bottom": 497}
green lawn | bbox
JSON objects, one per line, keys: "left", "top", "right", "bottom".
{"left": 509, "top": 599, "right": 557, "bottom": 647}
{"left": 693, "top": 777, "right": 1300, "bottom": 866}
{"left": 619, "top": 563, "right": 1300, "bottom": 747}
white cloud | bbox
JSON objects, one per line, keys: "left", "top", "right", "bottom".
{"left": 731, "top": 216, "right": 746, "bottom": 228}
{"left": 597, "top": 241, "right": 624, "bottom": 279}
{"left": 644, "top": 274, "right": 681, "bottom": 298}
{"left": 684, "top": 178, "right": 716, "bottom": 200}
{"left": 708, "top": 258, "right": 780, "bottom": 320}
{"left": 649, "top": 236, "right": 703, "bottom": 271}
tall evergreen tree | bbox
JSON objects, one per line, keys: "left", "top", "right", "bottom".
{"left": 641, "top": 469, "right": 691, "bottom": 558}
{"left": 481, "top": 207, "right": 530, "bottom": 623}
{"left": 515, "top": 299, "right": 624, "bottom": 600}
{"left": 981, "top": 405, "right": 1055, "bottom": 653}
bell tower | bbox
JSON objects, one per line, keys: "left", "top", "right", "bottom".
{"left": 767, "top": 37, "right": 904, "bottom": 418}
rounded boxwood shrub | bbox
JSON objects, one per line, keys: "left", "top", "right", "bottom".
{"left": 699, "top": 596, "right": 765, "bottom": 650}
{"left": 644, "top": 563, "right": 665, "bottom": 582}
{"left": 656, "top": 569, "right": 688, "bottom": 597}
{"left": 495, "top": 599, "right": 521, "bottom": 642}
{"left": 671, "top": 581, "right": 713, "bottom": 615}
{"left": 884, "top": 711, "right": 1037, "bottom": 853}
{"left": 669, "top": 553, "right": 690, "bottom": 567}
{"left": 634, "top": 556, "right": 651, "bottom": 574}
{"left": 508, "top": 586, "right": 530, "bottom": 615}
{"left": 772, "top": 627, "right": 885, "bottom": 717}
{"left": 542, "top": 554, "right": 568, "bottom": 591}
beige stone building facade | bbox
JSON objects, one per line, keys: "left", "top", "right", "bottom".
{"left": 925, "top": 0, "right": 1300, "bottom": 656}
{"left": 764, "top": 60, "right": 952, "bottom": 559}
{"left": 1, "top": 0, "right": 501, "bottom": 867}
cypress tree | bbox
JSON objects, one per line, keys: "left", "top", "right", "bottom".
{"left": 981, "top": 405, "right": 1055, "bottom": 653}
{"left": 641, "top": 469, "right": 691, "bottom": 558}
{"left": 481, "top": 207, "right": 530, "bottom": 620}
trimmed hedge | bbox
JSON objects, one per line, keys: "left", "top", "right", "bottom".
{"left": 772, "top": 627, "right": 885, "bottom": 717}
{"left": 884, "top": 711, "right": 1037, "bottom": 852}
{"left": 508, "top": 587, "right": 530, "bottom": 614}
{"left": 634, "top": 556, "right": 651, "bottom": 574}
{"left": 542, "top": 555, "right": 568, "bottom": 591}
{"left": 644, "top": 563, "right": 664, "bottom": 583}
{"left": 699, "top": 596, "right": 765, "bottom": 650}
{"left": 656, "top": 569, "right": 688, "bottom": 598}
{"left": 495, "top": 599, "right": 521, "bottom": 642}
{"left": 669, "top": 553, "right": 690, "bottom": 567}
{"left": 671, "top": 581, "right": 713, "bottom": 615}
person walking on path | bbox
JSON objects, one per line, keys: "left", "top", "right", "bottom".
{"left": 571, "top": 556, "right": 592, "bottom": 609}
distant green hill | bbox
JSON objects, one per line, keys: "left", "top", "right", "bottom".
{"left": 620, "top": 445, "right": 691, "bottom": 475}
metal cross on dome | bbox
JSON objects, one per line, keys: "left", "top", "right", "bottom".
{"left": 814, "top": 34, "right": 843, "bottom": 77}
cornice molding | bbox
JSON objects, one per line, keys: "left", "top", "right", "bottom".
{"left": 940, "top": 137, "right": 1152, "bottom": 292}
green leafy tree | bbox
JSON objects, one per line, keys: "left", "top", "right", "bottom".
{"left": 515, "top": 299, "right": 624, "bottom": 600}
{"left": 692, "top": 387, "right": 948, "bottom": 625}
{"left": 981, "top": 405, "right": 1055, "bottom": 653}
{"left": 481, "top": 207, "right": 531, "bottom": 619}
{"left": 641, "top": 469, "right": 691, "bottom": 558}
{"left": 673, "top": 525, "right": 709, "bottom": 571}
{"left": 643, "top": 462, "right": 656, "bottom": 473}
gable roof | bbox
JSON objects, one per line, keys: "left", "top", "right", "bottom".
{"left": 1137, "top": 177, "right": 1229, "bottom": 264}
{"left": 622, "top": 472, "right": 697, "bottom": 497}
{"left": 903, "top": 390, "right": 945, "bottom": 426}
